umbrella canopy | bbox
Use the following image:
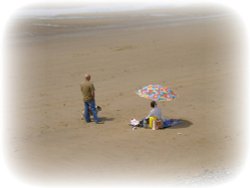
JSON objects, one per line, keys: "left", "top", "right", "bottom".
{"left": 136, "top": 84, "right": 176, "bottom": 101}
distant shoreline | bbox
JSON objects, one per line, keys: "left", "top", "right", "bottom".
{"left": 7, "top": 5, "right": 234, "bottom": 44}
{"left": 14, "top": 2, "right": 179, "bottom": 18}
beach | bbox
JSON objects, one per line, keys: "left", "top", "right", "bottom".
{"left": 3, "top": 4, "right": 245, "bottom": 186}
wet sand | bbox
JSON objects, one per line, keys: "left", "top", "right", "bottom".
{"left": 3, "top": 5, "right": 245, "bottom": 186}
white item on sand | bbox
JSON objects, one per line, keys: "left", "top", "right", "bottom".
{"left": 130, "top": 118, "right": 139, "bottom": 126}
{"left": 132, "top": 127, "right": 137, "bottom": 131}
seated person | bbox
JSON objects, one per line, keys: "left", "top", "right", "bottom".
{"left": 139, "top": 101, "right": 182, "bottom": 129}
{"left": 145, "top": 101, "right": 164, "bottom": 121}
{"left": 140, "top": 101, "right": 164, "bottom": 128}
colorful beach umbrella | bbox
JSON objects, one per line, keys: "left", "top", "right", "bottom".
{"left": 136, "top": 84, "right": 176, "bottom": 101}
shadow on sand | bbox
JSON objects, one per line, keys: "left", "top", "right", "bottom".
{"left": 167, "top": 119, "right": 192, "bottom": 129}
{"left": 100, "top": 117, "right": 115, "bottom": 122}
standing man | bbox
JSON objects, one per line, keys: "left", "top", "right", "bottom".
{"left": 80, "top": 74, "right": 102, "bottom": 124}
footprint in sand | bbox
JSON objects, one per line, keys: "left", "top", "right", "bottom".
{"left": 41, "top": 124, "right": 50, "bottom": 130}
{"left": 113, "top": 45, "right": 135, "bottom": 52}
{"left": 59, "top": 122, "right": 69, "bottom": 127}
{"left": 73, "top": 52, "right": 90, "bottom": 57}
{"left": 40, "top": 92, "right": 48, "bottom": 97}
{"left": 123, "top": 69, "right": 130, "bottom": 73}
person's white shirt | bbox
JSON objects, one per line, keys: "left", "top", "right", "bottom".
{"left": 146, "top": 106, "right": 164, "bottom": 121}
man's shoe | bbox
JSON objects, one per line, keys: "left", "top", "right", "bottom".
{"left": 96, "top": 121, "right": 104, "bottom": 124}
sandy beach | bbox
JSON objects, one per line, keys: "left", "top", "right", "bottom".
{"left": 3, "top": 4, "right": 246, "bottom": 186}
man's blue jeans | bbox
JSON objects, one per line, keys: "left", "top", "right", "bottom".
{"left": 84, "top": 100, "right": 100, "bottom": 123}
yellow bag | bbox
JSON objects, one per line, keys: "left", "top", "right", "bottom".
{"left": 149, "top": 116, "right": 157, "bottom": 129}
